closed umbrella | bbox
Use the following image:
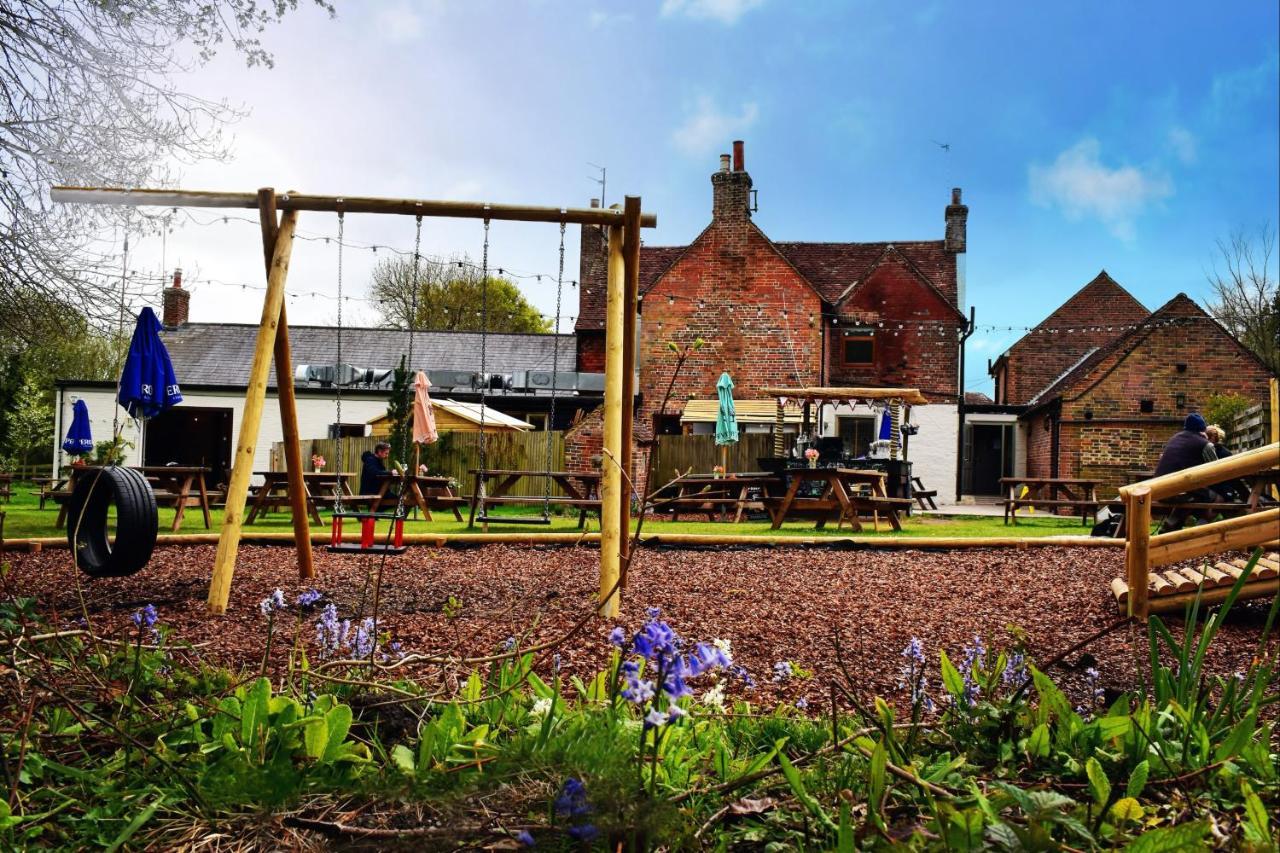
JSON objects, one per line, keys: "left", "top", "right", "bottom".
{"left": 412, "top": 371, "right": 438, "bottom": 472}
{"left": 118, "top": 307, "right": 183, "bottom": 420}
{"left": 62, "top": 399, "right": 94, "bottom": 456}
{"left": 878, "top": 409, "right": 893, "bottom": 441}
{"left": 715, "top": 372, "right": 738, "bottom": 472}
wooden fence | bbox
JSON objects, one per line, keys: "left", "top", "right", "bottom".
{"left": 647, "top": 433, "right": 777, "bottom": 483}
{"left": 271, "top": 431, "right": 566, "bottom": 497}
{"left": 1225, "top": 403, "right": 1272, "bottom": 452}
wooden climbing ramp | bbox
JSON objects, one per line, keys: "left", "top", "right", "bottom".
{"left": 1112, "top": 550, "right": 1279, "bottom": 614}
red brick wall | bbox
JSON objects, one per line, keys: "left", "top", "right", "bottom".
{"left": 636, "top": 225, "right": 823, "bottom": 433}
{"left": 830, "top": 252, "right": 962, "bottom": 402}
{"left": 577, "top": 332, "right": 605, "bottom": 373}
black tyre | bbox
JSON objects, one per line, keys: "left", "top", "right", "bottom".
{"left": 66, "top": 466, "right": 158, "bottom": 578}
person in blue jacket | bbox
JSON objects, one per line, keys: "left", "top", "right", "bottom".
{"left": 360, "top": 442, "right": 394, "bottom": 496}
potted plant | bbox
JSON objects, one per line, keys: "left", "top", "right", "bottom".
{"left": 804, "top": 447, "right": 819, "bottom": 469}
{"left": 310, "top": 453, "right": 326, "bottom": 473}
{"left": 712, "top": 464, "right": 725, "bottom": 480}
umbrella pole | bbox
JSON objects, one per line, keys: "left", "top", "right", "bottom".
{"left": 721, "top": 444, "right": 727, "bottom": 474}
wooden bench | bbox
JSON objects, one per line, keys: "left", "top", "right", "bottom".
{"left": 761, "top": 495, "right": 912, "bottom": 531}
{"left": 1106, "top": 498, "right": 1251, "bottom": 537}
{"left": 911, "top": 476, "right": 938, "bottom": 511}
{"left": 470, "top": 495, "right": 602, "bottom": 530}
{"left": 1004, "top": 498, "right": 1100, "bottom": 525}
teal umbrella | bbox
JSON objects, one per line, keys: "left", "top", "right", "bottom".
{"left": 715, "top": 372, "right": 738, "bottom": 472}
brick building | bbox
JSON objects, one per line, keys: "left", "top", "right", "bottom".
{"left": 570, "top": 141, "right": 969, "bottom": 496}
{"left": 991, "top": 278, "right": 1275, "bottom": 497}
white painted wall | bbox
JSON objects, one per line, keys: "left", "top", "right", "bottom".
{"left": 816, "top": 402, "right": 959, "bottom": 505}
{"left": 54, "top": 386, "right": 389, "bottom": 477}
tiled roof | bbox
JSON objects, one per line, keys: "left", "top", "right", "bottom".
{"left": 157, "top": 323, "right": 577, "bottom": 389}
{"left": 576, "top": 237, "right": 956, "bottom": 329}
{"left": 964, "top": 391, "right": 993, "bottom": 405}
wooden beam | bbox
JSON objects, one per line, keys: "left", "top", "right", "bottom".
{"left": 1125, "top": 487, "right": 1151, "bottom": 618}
{"left": 258, "top": 189, "right": 314, "bottom": 581}
{"left": 1118, "top": 442, "right": 1279, "bottom": 502}
{"left": 207, "top": 210, "right": 298, "bottom": 615}
{"left": 1148, "top": 508, "right": 1280, "bottom": 567}
{"left": 598, "top": 222, "right": 626, "bottom": 618}
{"left": 51, "top": 186, "right": 657, "bottom": 229}
{"left": 618, "top": 196, "right": 642, "bottom": 568}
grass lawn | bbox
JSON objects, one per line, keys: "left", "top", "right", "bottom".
{"left": 0, "top": 479, "right": 1091, "bottom": 541}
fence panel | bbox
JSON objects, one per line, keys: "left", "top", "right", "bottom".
{"left": 273, "top": 431, "right": 566, "bottom": 497}
{"left": 1226, "top": 403, "right": 1270, "bottom": 452}
{"left": 648, "top": 433, "right": 777, "bottom": 483}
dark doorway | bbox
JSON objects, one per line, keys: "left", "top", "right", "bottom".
{"left": 967, "top": 423, "right": 1013, "bottom": 496}
{"left": 144, "top": 407, "right": 233, "bottom": 487}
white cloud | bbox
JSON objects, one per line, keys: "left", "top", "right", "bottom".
{"left": 660, "top": 0, "right": 765, "bottom": 25}
{"left": 1167, "top": 127, "right": 1197, "bottom": 164}
{"left": 671, "top": 96, "right": 759, "bottom": 155}
{"left": 374, "top": 1, "right": 424, "bottom": 43}
{"left": 1028, "top": 138, "right": 1171, "bottom": 240}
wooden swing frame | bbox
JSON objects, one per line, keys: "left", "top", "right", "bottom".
{"left": 51, "top": 185, "right": 655, "bottom": 617}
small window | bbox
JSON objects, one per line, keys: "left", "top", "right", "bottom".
{"left": 525, "top": 413, "right": 549, "bottom": 431}
{"left": 653, "top": 413, "right": 682, "bottom": 436}
{"left": 1139, "top": 399, "right": 1154, "bottom": 414}
{"left": 329, "top": 423, "right": 366, "bottom": 438}
{"left": 841, "top": 330, "right": 875, "bottom": 365}
{"left": 837, "top": 416, "right": 876, "bottom": 457}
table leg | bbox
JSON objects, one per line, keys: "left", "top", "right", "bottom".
{"left": 412, "top": 482, "right": 432, "bottom": 521}
{"left": 169, "top": 475, "right": 190, "bottom": 532}
{"left": 467, "top": 473, "right": 482, "bottom": 528}
{"left": 370, "top": 480, "right": 390, "bottom": 514}
{"left": 245, "top": 479, "right": 273, "bottom": 525}
{"left": 772, "top": 475, "right": 803, "bottom": 530}
{"left": 553, "top": 475, "right": 584, "bottom": 500}
{"left": 196, "top": 474, "right": 212, "bottom": 529}
{"left": 829, "top": 478, "right": 860, "bottom": 532}
{"left": 733, "top": 484, "right": 749, "bottom": 524}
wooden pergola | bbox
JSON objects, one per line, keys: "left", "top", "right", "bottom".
{"left": 758, "top": 386, "right": 930, "bottom": 459}
{"left": 51, "top": 185, "right": 656, "bottom": 617}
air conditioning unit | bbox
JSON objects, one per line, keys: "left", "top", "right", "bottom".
{"left": 577, "top": 373, "right": 606, "bottom": 393}
{"left": 427, "top": 370, "right": 478, "bottom": 390}
{"left": 472, "top": 372, "right": 511, "bottom": 391}
{"left": 510, "top": 371, "right": 580, "bottom": 392}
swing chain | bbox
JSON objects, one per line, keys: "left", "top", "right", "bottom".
{"left": 477, "top": 216, "right": 490, "bottom": 508}
{"left": 334, "top": 211, "right": 345, "bottom": 515}
{"left": 406, "top": 214, "right": 423, "bottom": 465}
{"left": 543, "top": 220, "right": 567, "bottom": 517}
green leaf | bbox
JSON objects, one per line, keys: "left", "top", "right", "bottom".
{"left": 1096, "top": 715, "right": 1130, "bottom": 740}
{"left": 241, "top": 677, "right": 271, "bottom": 747}
{"left": 869, "top": 741, "right": 887, "bottom": 811}
{"left": 1240, "top": 780, "right": 1269, "bottom": 841}
{"left": 390, "top": 744, "right": 415, "bottom": 775}
{"left": 940, "top": 649, "right": 965, "bottom": 699}
{"left": 777, "top": 751, "right": 837, "bottom": 833}
{"left": 1027, "top": 790, "right": 1076, "bottom": 814}
{"left": 303, "top": 717, "right": 328, "bottom": 760}
{"left": 1026, "top": 723, "right": 1050, "bottom": 759}
{"left": 1086, "top": 757, "right": 1111, "bottom": 806}
{"left": 985, "top": 821, "right": 1024, "bottom": 852}
{"left": 1125, "top": 760, "right": 1149, "bottom": 799}
{"left": 104, "top": 793, "right": 163, "bottom": 853}
{"left": 1213, "top": 712, "right": 1256, "bottom": 762}
{"left": 837, "top": 801, "right": 854, "bottom": 853}
{"left": 321, "top": 704, "right": 353, "bottom": 763}
{"left": 1124, "top": 820, "right": 1209, "bottom": 852}
{"left": 1110, "top": 798, "right": 1144, "bottom": 823}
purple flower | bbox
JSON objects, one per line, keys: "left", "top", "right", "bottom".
{"left": 567, "top": 824, "right": 598, "bottom": 842}
{"left": 296, "top": 589, "right": 323, "bottom": 608}
{"left": 771, "top": 661, "right": 793, "bottom": 683}
{"left": 795, "top": 697, "right": 809, "bottom": 710}
{"left": 501, "top": 636, "right": 517, "bottom": 652}
{"left": 903, "top": 637, "right": 925, "bottom": 665}
{"left": 644, "top": 708, "right": 667, "bottom": 729}
{"left": 554, "top": 778, "right": 591, "bottom": 819}
{"left": 515, "top": 830, "right": 535, "bottom": 847}
{"left": 1001, "top": 652, "right": 1027, "bottom": 689}
{"left": 646, "top": 606, "right": 662, "bottom": 619}
{"left": 259, "top": 589, "right": 287, "bottom": 617}
{"left": 607, "top": 626, "right": 627, "bottom": 647}
{"left": 352, "top": 617, "right": 377, "bottom": 658}
{"left": 131, "top": 604, "right": 158, "bottom": 630}
{"left": 621, "top": 677, "right": 655, "bottom": 704}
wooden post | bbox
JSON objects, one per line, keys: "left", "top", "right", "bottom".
{"left": 774, "top": 399, "right": 785, "bottom": 457}
{"left": 618, "top": 196, "right": 641, "bottom": 562}
{"left": 1126, "top": 486, "right": 1152, "bottom": 619}
{"left": 207, "top": 210, "right": 299, "bottom": 615}
{"left": 258, "top": 189, "right": 315, "bottom": 581}
{"left": 599, "top": 222, "right": 626, "bottom": 618}
{"left": 1271, "top": 378, "right": 1279, "bottom": 499}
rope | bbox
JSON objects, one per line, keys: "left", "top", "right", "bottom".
{"left": 477, "top": 214, "right": 491, "bottom": 515}
{"left": 543, "top": 220, "right": 566, "bottom": 518}
{"left": 334, "top": 210, "right": 345, "bottom": 515}
{"left": 111, "top": 225, "right": 128, "bottom": 451}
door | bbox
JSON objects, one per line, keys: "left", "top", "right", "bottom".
{"left": 143, "top": 407, "right": 233, "bottom": 486}
{"left": 968, "top": 423, "right": 1010, "bottom": 496}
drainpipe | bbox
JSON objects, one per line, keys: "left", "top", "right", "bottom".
{"left": 954, "top": 306, "right": 975, "bottom": 502}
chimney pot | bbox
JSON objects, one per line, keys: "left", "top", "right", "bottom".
{"left": 951, "top": 187, "right": 962, "bottom": 205}
{"left": 945, "top": 187, "right": 968, "bottom": 254}
{"left": 162, "top": 268, "right": 190, "bottom": 327}
{"left": 732, "top": 140, "right": 744, "bottom": 171}
{"left": 590, "top": 198, "right": 600, "bottom": 208}
{"left": 719, "top": 154, "right": 730, "bottom": 172}
{"left": 172, "top": 267, "right": 183, "bottom": 289}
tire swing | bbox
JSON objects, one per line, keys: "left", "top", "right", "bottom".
{"left": 67, "top": 466, "right": 158, "bottom": 578}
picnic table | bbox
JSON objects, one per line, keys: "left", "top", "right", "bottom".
{"left": 764, "top": 467, "right": 909, "bottom": 532}
{"left": 245, "top": 470, "right": 356, "bottom": 525}
{"left": 1002, "top": 477, "right": 1101, "bottom": 525}
{"left": 0, "top": 473, "right": 11, "bottom": 503}
{"left": 370, "top": 472, "right": 466, "bottom": 521}
{"left": 467, "top": 469, "right": 602, "bottom": 530}
{"left": 1111, "top": 467, "right": 1280, "bottom": 536}
{"left": 30, "top": 476, "right": 61, "bottom": 510}
{"left": 649, "top": 472, "right": 780, "bottom": 523}
{"left": 54, "top": 466, "right": 212, "bottom": 532}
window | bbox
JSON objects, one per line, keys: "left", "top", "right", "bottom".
{"left": 653, "top": 413, "right": 682, "bottom": 436}
{"left": 837, "top": 416, "right": 876, "bottom": 457}
{"left": 840, "top": 329, "right": 875, "bottom": 365}
{"left": 329, "top": 423, "right": 366, "bottom": 439}
{"left": 525, "top": 413, "right": 549, "bottom": 431}
{"left": 1139, "top": 399, "right": 1154, "bottom": 414}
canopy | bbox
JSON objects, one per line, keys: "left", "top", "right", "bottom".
{"left": 62, "top": 399, "right": 94, "bottom": 455}
{"left": 118, "top": 307, "right": 183, "bottom": 419}
{"left": 412, "top": 371, "right": 438, "bottom": 445}
{"left": 680, "top": 399, "right": 804, "bottom": 425}
{"left": 759, "top": 386, "right": 929, "bottom": 407}
{"left": 714, "top": 372, "right": 738, "bottom": 446}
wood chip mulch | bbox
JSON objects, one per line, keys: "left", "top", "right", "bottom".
{"left": 4, "top": 542, "right": 1273, "bottom": 712}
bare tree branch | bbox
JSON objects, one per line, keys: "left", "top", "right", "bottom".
{"left": 1205, "top": 223, "right": 1279, "bottom": 375}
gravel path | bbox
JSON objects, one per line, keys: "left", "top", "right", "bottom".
{"left": 5, "top": 542, "right": 1273, "bottom": 710}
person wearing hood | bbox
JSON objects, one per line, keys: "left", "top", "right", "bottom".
{"left": 1152, "top": 413, "right": 1222, "bottom": 530}
{"left": 361, "top": 442, "right": 394, "bottom": 496}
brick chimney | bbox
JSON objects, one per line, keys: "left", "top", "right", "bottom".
{"left": 712, "top": 139, "right": 752, "bottom": 224}
{"left": 578, "top": 198, "right": 607, "bottom": 308}
{"left": 161, "top": 268, "right": 190, "bottom": 327}
{"left": 944, "top": 187, "right": 967, "bottom": 253}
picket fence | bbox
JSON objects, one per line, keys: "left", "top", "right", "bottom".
{"left": 271, "top": 431, "right": 566, "bottom": 498}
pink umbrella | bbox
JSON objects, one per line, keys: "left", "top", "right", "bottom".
{"left": 412, "top": 371, "right": 438, "bottom": 446}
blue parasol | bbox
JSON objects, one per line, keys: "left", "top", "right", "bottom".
{"left": 62, "top": 399, "right": 94, "bottom": 455}
{"left": 117, "top": 307, "right": 183, "bottom": 419}
{"left": 878, "top": 409, "right": 893, "bottom": 441}
{"left": 715, "top": 372, "right": 738, "bottom": 446}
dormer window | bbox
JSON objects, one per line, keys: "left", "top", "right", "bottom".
{"left": 840, "top": 327, "right": 875, "bottom": 365}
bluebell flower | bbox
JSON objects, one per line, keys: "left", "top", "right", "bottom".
{"left": 903, "top": 637, "right": 925, "bottom": 665}
{"left": 515, "top": 829, "right": 535, "bottom": 847}
{"left": 567, "top": 824, "right": 598, "bottom": 842}
{"left": 771, "top": 661, "right": 793, "bottom": 683}
{"left": 315, "top": 604, "right": 346, "bottom": 659}
{"left": 501, "top": 636, "right": 517, "bottom": 652}
{"left": 667, "top": 704, "right": 688, "bottom": 721}
{"left": 620, "top": 660, "right": 639, "bottom": 678}
{"left": 644, "top": 708, "right": 667, "bottom": 729}
{"left": 552, "top": 653, "right": 562, "bottom": 673}
{"left": 131, "top": 604, "right": 158, "bottom": 630}
{"left": 352, "top": 617, "right": 376, "bottom": 658}
{"left": 296, "top": 589, "right": 323, "bottom": 608}
{"left": 621, "top": 677, "right": 655, "bottom": 704}
{"left": 554, "top": 778, "right": 591, "bottom": 819}
{"left": 1001, "top": 652, "right": 1027, "bottom": 689}
{"left": 646, "top": 606, "right": 662, "bottom": 619}
{"left": 259, "top": 589, "right": 287, "bottom": 617}
{"left": 607, "top": 626, "right": 627, "bottom": 647}
{"left": 795, "top": 697, "right": 809, "bottom": 709}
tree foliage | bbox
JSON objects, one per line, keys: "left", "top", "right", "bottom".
{"left": 385, "top": 355, "right": 412, "bottom": 468}
{"left": 1205, "top": 225, "right": 1279, "bottom": 375}
{"left": 0, "top": 0, "right": 330, "bottom": 342}
{"left": 369, "top": 255, "right": 552, "bottom": 334}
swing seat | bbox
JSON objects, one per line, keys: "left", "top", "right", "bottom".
{"left": 474, "top": 513, "right": 552, "bottom": 526}
{"left": 328, "top": 512, "right": 407, "bottom": 554}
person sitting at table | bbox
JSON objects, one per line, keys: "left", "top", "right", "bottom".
{"left": 360, "top": 442, "right": 397, "bottom": 496}
{"left": 1202, "top": 424, "right": 1251, "bottom": 502}
{"left": 1153, "top": 413, "right": 1222, "bottom": 530}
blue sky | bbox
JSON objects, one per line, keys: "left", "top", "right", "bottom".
{"left": 134, "top": 0, "right": 1279, "bottom": 394}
